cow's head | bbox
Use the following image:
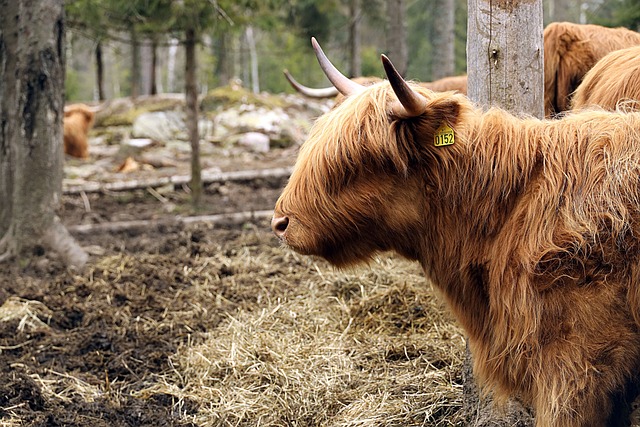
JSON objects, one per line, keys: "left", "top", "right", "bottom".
{"left": 272, "top": 38, "right": 465, "bottom": 266}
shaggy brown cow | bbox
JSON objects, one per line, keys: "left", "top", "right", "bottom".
{"left": 571, "top": 45, "right": 640, "bottom": 112}
{"left": 284, "top": 69, "right": 467, "bottom": 100}
{"left": 544, "top": 21, "right": 640, "bottom": 117}
{"left": 63, "top": 103, "right": 96, "bottom": 159}
{"left": 272, "top": 38, "right": 640, "bottom": 426}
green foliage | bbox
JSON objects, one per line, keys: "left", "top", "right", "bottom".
{"left": 406, "top": 0, "right": 435, "bottom": 81}
{"left": 64, "top": 68, "right": 82, "bottom": 101}
{"left": 66, "top": 0, "right": 106, "bottom": 35}
{"left": 406, "top": 0, "right": 467, "bottom": 81}
{"left": 587, "top": 0, "right": 640, "bottom": 30}
{"left": 63, "top": 0, "right": 640, "bottom": 101}
{"left": 286, "top": 0, "right": 338, "bottom": 42}
{"left": 170, "top": 0, "right": 217, "bottom": 34}
{"left": 454, "top": 0, "right": 468, "bottom": 75}
{"left": 360, "top": 46, "right": 384, "bottom": 79}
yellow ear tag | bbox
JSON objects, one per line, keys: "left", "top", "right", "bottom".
{"left": 434, "top": 122, "right": 455, "bottom": 147}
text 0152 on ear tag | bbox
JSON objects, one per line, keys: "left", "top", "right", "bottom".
{"left": 434, "top": 123, "right": 455, "bottom": 147}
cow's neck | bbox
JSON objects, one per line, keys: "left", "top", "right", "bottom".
{"left": 417, "top": 109, "right": 546, "bottom": 340}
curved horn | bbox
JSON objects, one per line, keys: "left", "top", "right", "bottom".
{"left": 283, "top": 69, "right": 339, "bottom": 98}
{"left": 311, "top": 37, "right": 363, "bottom": 96}
{"left": 381, "top": 54, "right": 427, "bottom": 117}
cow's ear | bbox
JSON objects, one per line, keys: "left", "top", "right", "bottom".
{"left": 424, "top": 95, "right": 461, "bottom": 128}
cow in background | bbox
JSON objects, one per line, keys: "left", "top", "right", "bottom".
{"left": 63, "top": 103, "right": 96, "bottom": 159}
{"left": 571, "top": 45, "right": 640, "bottom": 112}
{"left": 425, "top": 74, "right": 467, "bottom": 94}
{"left": 544, "top": 22, "right": 640, "bottom": 117}
{"left": 272, "top": 38, "right": 640, "bottom": 426}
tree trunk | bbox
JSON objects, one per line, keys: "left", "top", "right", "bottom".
{"left": 386, "top": 0, "right": 408, "bottom": 77}
{"left": 465, "top": 0, "right": 543, "bottom": 424}
{"left": 150, "top": 38, "right": 158, "bottom": 95}
{"left": 167, "top": 38, "right": 178, "bottom": 92}
{"left": 140, "top": 39, "right": 152, "bottom": 96}
{"left": 240, "top": 31, "right": 249, "bottom": 88}
{"left": 245, "top": 26, "right": 259, "bottom": 94}
{"left": 95, "top": 40, "right": 105, "bottom": 101}
{"left": 431, "top": 0, "right": 455, "bottom": 79}
{"left": 185, "top": 28, "right": 202, "bottom": 209}
{"left": 130, "top": 25, "right": 140, "bottom": 99}
{"left": 0, "top": 0, "right": 87, "bottom": 268}
{"left": 348, "top": 0, "right": 362, "bottom": 78}
{"left": 467, "top": 0, "right": 544, "bottom": 117}
{"left": 214, "top": 32, "right": 233, "bottom": 86}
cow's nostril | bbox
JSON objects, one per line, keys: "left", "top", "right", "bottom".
{"left": 271, "top": 215, "right": 289, "bottom": 237}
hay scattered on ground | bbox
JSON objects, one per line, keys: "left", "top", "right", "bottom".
{"left": 0, "top": 225, "right": 465, "bottom": 426}
{"left": 144, "top": 243, "right": 466, "bottom": 426}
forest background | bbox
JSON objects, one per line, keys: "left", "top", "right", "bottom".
{"left": 65, "top": 0, "right": 640, "bottom": 103}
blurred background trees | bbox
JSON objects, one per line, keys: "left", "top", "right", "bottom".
{"left": 63, "top": 0, "right": 638, "bottom": 102}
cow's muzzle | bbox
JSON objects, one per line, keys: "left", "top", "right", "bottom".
{"left": 271, "top": 215, "right": 289, "bottom": 238}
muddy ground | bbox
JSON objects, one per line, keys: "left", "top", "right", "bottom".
{"left": 0, "top": 137, "right": 467, "bottom": 426}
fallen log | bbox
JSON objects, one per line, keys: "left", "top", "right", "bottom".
{"left": 67, "top": 210, "right": 274, "bottom": 235}
{"left": 63, "top": 167, "right": 293, "bottom": 195}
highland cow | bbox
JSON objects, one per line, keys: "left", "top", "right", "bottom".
{"left": 272, "top": 38, "right": 640, "bottom": 426}
{"left": 544, "top": 22, "right": 640, "bottom": 117}
{"left": 63, "top": 103, "right": 96, "bottom": 159}
{"left": 571, "top": 45, "right": 640, "bottom": 112}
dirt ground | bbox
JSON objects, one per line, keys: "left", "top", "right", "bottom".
{"left": 0, "top": 131, "right": 467, "bottom": 426}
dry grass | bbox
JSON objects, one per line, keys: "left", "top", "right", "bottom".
{"left": 0, "top": 226, "right": 465, "bottom": 426}
{"left": 142, "top": 247, "right": 466, "bottom": 426}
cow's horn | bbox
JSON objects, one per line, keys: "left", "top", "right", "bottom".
{"left": 311, "top": 37, "right": 363, "bottom": 96}
{"left": 381, "top": 54, "right": 427, "bottom": 117}
{"left": 283, "top": 69, "right": 339, "bottom": 98}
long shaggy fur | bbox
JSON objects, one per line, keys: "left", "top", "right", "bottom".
{"left": 572, "top": 45, "right": 640, "bottom": 112}
{"left": 543, "top": 22, "right": 640, "bottom": 117}
{"left": 63, "top": 103, "right": 95, "bottom": 159}
{"left": 275, "top": 81, "right": 640, "bottom": 426}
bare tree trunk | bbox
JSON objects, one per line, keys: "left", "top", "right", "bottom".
{"left": 150, "top": 38, "right": 158, "bottom": 95}
{"left": 467, "top": 0, "right": 544, "bottom": 117}
{"left": 95, "top": 40, "right": 105, "bottom": 101}
{"left": 167, "top": 38, "right": 178, "bottom": 92}
{"left": 245, "top": 26, "right": 259, "bottom": 94}
{"left": 214, "top": 32, "right": 232, "bottom": 86}
{"left": 386, "top": 0, "right": 408, "bottom": 77}
{"left": 130, "top": 25, "right": 140, "bottom": 99}
{"left": 432, "top": 0, "right": 455, "bottom": 79}
{"left": 464, "top": 0, "right": 543, "bottom": 424}
{"left": 185, "top": 28, "right": 202, "bottom": 209}
{"left": 240, "top": 31, "right": 249, "bottom": 88}
{"left": 348, "top": 0, "right": 362, "bottom": 78}
{"left": 140, "top": 39, "right": 152, "bottom": 96}
{"left": 0, "top": 0, "right": 87, "bottom": 268}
